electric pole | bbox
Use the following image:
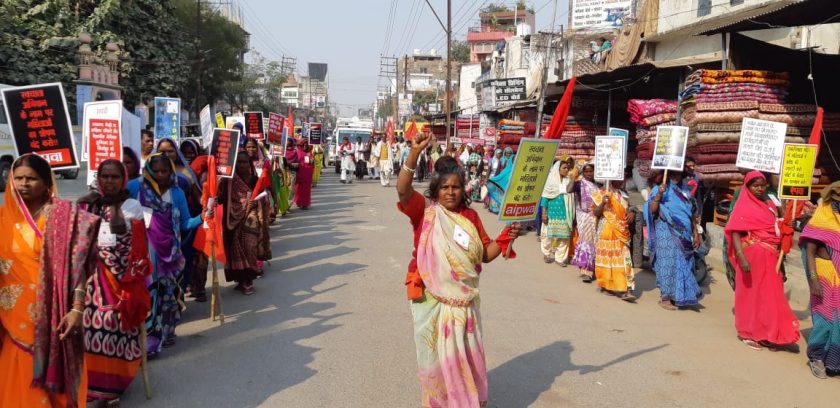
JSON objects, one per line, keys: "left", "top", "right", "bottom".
{"left": 445, "top": 0, "right": 452, "bottom": 149}
{"left": 195, "top": 0, "right": 202, "bottom": 118}
{"left": 535, "top": 0, "right": 559, "bottom": 139}
{"left": 378, "top": 55, "right": 398, "bottom": 127}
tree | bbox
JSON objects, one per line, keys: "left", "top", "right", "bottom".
{"left": 223, "top": 52, "right": 286, "bottom": 114}
{"left": 451, "top": 40, "right": 470, "bottom": 63}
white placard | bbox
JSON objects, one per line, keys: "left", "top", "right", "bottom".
{"left": 199, "top": 104, "right": 213, "bottom": 146}
{"left": 594, "top": 136, "right": 626, "bottom": 180}
{"left": 736, "top": 118, "right": 788, "bottom": 174}
{"left": 83, "top": 100, "right": 123, "bottom": 186}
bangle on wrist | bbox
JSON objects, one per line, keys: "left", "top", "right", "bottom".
{"left": 70, "top": 308, "right": 83, "bottom": 315}
{"left": 402, "top": 165, "right": 416, "bottom": 173}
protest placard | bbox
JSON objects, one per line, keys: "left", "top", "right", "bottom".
{"left": 594, "top": 136, "right": 626, "bottom": 181}
{"left": 309, "top": 122, "right": 323, "bottom": 145}
{"left": 83, "top": 101, "right": 123, "bottom": 185}
{"left": 736, "top": 118, "right": 787, "bottom": 173}
{"left": 154, "top": 97, "right": 181, "bottom": 141}
{"left": 499, "top": 138, "right": 561, "bottom": 222}
{"left": 199, "top": 105, "right": 213, "bottom": 146}
{"left": 209, "top": 128, "right": 240, "bottom": 178}
{"left": 214, "top": 112, "right": 225, "bottom": 128}
{"left": 244, "top": 111, "right": 265, "bottom": 140}
{"left": 779, "top": 143, "right": 818, "bottom": 199}
{"left": 1, "top": 82, "right": 79, "bottom": 169}
{"left": 651, "top": 126, "right": 689, "bottom": 171}
{"left": 267, "top": 113, "right": 285, "bottom": 145}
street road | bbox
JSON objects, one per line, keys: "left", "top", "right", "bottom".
{"left": 49, "top": 170, "right": 835, "bottom": 407}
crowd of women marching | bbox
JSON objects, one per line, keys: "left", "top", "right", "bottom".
{"left": 0, "top": 127, "right": 317, "bottom": 406}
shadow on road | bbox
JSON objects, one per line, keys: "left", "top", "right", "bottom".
{"left": 488, "top": 341, "right": 668, "bottom": 408}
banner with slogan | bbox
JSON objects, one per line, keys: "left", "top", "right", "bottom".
{"left": 779, "top": 143, "right": 818, "bottom": 199}
{"left": 83, "top": 100, "right": 123, "bottom": 185}
{"left": 499, "top": 138, "right": 561, "bottom": 222}
{"left": 308, "top": 122, "right": 323, "bottom": 145}
{"left": 215, "top": 112, "right": 225, "bottom": 128}
{"left": 244, "top": 111, "right": 265, "bottom": 140}
{"left": 267, "top": 112, "right": 285, "bottom": 145}
{"left": 736, "top": 118, "right": 787, "bottom": 173}
{"left": 594, "top": 136, "right": 626, "bottom": 181}
{"left": 154, "top": 97, "right": 181, "bottom": 141}
{"left": 651, "top": 126, "right": 689, "bottom": 171}
{"left": 199, "top": 104, "right": 213, "bottom": 146}
{"left": 1, "top": 82, "right": 79, "bottom": 169}
{"left": 209, "top": 128, "right": 241, "bottom": 178}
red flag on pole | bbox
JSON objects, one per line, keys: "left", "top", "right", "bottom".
{"left": 809, "top": 106, "right": 823, "bottom": 155}
{"left": 405, "top": 120, "right": 418, "bottom": 141}
{"left": 543, "top": 77, "right": 577, "bottom": 140}
{"left": 287, "top": 106, "right": 295, "bottom": 140}
{"left": 386, "top": 119, "right": 395, "bottom": 143}
{"left": 251, "top": 160, "right": 272, "bottom": 200}
{"left": 194, "top": 155, "right": 226, "bottom": 264}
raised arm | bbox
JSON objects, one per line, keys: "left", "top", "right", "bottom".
{"left": 397, "top": 133, "right": 432, "bottom": 206}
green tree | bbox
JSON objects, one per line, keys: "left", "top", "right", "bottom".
{"left": 451, "top": 40, "right": 470, "bottom": 63}
{"left": 223, "top": 52, "right": 286, "bottom": 114}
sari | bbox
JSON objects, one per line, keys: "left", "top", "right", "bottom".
{"left": 540, "top": 162, "right": 575, "bottom": 239}
{"left": 221, "top": 169, "right": 271, "bottom": 284}
{"left": 399, "top": 192, "right": 492, "bottom": 407}
{"left": 131, "top": 154, "right": 201, "bottom": 353}
{"left": 312, "top": 145, "right": 324, "bottom": 186}
{"left": 799, "top": 190, "right": 840, "bottom": 372}
{"left": 0, "top": 160, "right": 99, "bottom": 408}
{"left": 272, "top": 158, "right": 291, "bottom": 216}
{"left": 294, "top": 146, "right": 314, "bottom": 208}
{"left": 593, "top": 189, "right": 634, "bottom": 292}
{"left": 78, "top": 187, "right": 150, "bottom": 401}
{"left": 645, "top": 180, "right": 701, "bottom": 306}
{"left": 571, "top": 179, "right": 598, "bottom": 276}
{"left": 725, "top": 171, "right": 799, "bottom": 344}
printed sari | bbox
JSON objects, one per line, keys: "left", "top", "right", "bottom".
{"left": 593, "top": 189, "right": 634, "bottom": 292}
{"left": 0, "top": 161, "right": 99, "bottom": 408}
{"left": 571, "top": 179, "right": 598, "bottom": 276}
{"left": 799, "top": 194, "right": 840, "bottom": 371}
{"left": 645, "top": 181, "right": 701, "bottom": 306}
{"left": 221, "top": 172, "right": 270, "bottom": 284}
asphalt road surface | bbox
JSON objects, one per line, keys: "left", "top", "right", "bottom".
{"left": 31, "top": 169, "right": 837, "bottom": 407}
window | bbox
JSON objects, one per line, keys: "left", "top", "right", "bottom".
{"left": 698, "top": 0, "right": 712, "bottom": 17}
{"left": 419, "top": 67, "right": 428, "bottom": 74}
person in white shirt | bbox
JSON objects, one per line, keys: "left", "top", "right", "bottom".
{"left": 459, "top": 144, "right": 473, "bottom": 166}
{"left": 353, "top": 137, "right": 367, "bottom": 181}
{"left": 374, "top": 137, "right": 394, "bottom": 187}
{"left": 339, "top": 137, "right": 356, "bottom": 184}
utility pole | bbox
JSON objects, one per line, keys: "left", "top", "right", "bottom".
{"left": 378, "top": 55, "right": 398, "bottom": 128}
{"left": 535, "top": 0, "right": 559, "bottom": 139}
{"left": 195, "top": 0, "right": 202, "bottom": 119}
{"left": 445, "top": 0, "right": 452, "bottom": 149}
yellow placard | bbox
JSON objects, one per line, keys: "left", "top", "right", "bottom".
{"left": 215, "top": 112, "right": 225, "bottom": 128}
{"left": 779, "top": 143, "right": 817, "bottom": 199}
{"left": 499, "top": 138, "right": 561, "bottom": 222}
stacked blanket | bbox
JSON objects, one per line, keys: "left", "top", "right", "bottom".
{"left": 497, "top": 119, "right": 526, "bottom": 152}
{"left": 455, "top": 115, "right": 480, "bottom": 140}
{"left": 558, "top": 121, "right": 607, "bottom": 161}
{"left": 627, "top": 99, "right": 678, "bottom": 178}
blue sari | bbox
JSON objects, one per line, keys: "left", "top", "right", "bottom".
{"left": 644, "top": 181, "right": 701, "bottom": 306}
{"left": 485, "top": 156, "right": 514, "bottom": 214}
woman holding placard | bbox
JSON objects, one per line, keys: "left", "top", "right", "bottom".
{"left": 645, "top": 170, "right": 702, "bottom": 310}
{"left": 725, "top": 171, "right": 800, "bottom": 350}
{"left": 593, "top": 180, "right": 636, "bottom": 301}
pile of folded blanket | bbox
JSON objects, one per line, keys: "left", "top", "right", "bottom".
{"left": 497, "top": 119, "right": 526, "bottom": 152}
{"left": 627, "top": 99, "right": 678, "bottom": 177}
{"left": 455, "top": 115, "right": 480, "bottom": 141}
{"left": 558, "top": 120, "right": 606, "bottom": 161}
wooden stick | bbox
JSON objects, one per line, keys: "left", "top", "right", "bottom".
{"left": 775, "top": 200, "right": 799, "bottom": 272}
{"left": 140, "top": 325, "right": 152, "bottom": 400}
{"left": 209, "top": 242, "right": 225, "bottom": 324}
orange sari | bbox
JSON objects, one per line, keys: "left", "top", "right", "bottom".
{"left": 593, "top": 189, "right": 634, "bottom": 292}
{"left": 0, "top": 177, "right": 88, "bottom": 407}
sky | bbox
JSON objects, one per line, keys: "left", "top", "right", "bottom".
{"left": 242, "top": 0, "right": 570, "bottom": 117}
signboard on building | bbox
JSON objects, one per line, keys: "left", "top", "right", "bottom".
{"left": 153, "top": 97, "right": 181, "bottom": 141}
{"left": 83, "top": 100, "right": 123, "bottom": 185}
{"left": 1, "top": 82, "right": 79, "bottom": 169}
{"left": 490, "top": 77, "right": 527, "bottom": 106}
{"left": 398, "top": 93, "right": 413, "bottom": 117}
{"left": 736, "top": 118, "right": 787, "bottom": 174}
{"left": 571, "top": 0, "right": 632, "bottom": 30}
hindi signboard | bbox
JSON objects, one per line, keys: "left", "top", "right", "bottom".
{"left": 0, "top": 82, "right": 79, "bottom": 169}
{"left": 267, "top": 112, "right": 285, "bottom": 145}
{"left": 244, "top": 111, "right": 265, "bottom": 140}
{"left": 209, "top": 128, "right": 240, "bottom": 178}
{"left": 199, "top": 104, "right": 213, "bottom": 146}
{"left": 571, "top": 0, "right": 632, "bottom": 30}
{"left": 83, "top": 101, "right": 123, "bottom": 185}
{"left": 651, "top": 126, "right": 689, "bottom": 171}
{"left": 153, "top": 97, "right": 180, "bottom": 141}
{"left": 490, "top": 77, "right": 526, "bottom": 107}
{"left": 779, "top": 143, "right": 818, "bottom": 200}
{"left": 594, "top": 136, "right": 626, "bottom": 181}
{"left": 499, "top": 138, "right": 561, "bottom": 222}
{"left": 308, "top": 122, "right": 323, "bottom": 145}
{"left": 736, "top": 118, "right": 787, "bottom": 174}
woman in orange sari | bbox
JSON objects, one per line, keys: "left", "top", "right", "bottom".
{"left": 0, "top": 154, "right": 99, "bottom": 407}
{"left": 593, "top": 180, "right": 637, "bottom": 301}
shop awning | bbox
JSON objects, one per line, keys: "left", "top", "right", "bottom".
{"left": 643, "top": 1, "right": 799, "bottom": 43}
{"left": 554, "top": 56, "right": 720, "bottom": 91}
{"left": 698, "top": 0, "right": 840, "bottom": 35}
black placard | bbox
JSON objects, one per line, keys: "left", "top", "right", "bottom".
{"left": 244, "top": 111, "right": 265, "bottom": 140}
{"left": 210, "top": 128, "right": 241, "bottom": 178}
{"left": 1, "top": 83, "right": 79, "bottom": 169}
{"left": 308, "top": 122, "right": 322, "bottom": 145}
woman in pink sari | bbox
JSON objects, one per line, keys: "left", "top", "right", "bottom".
{"left": 294, "top": 139, "right": 315, "bottom": 210}
{"left": 725, "top": 171, "right": 799, "bottom": 350}
{"left": 397, "top": 133, "right": 521, "bottom": 407}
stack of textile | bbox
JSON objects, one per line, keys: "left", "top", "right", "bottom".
{"left": 455, "top": 115, "right": 480, "bottom": 141}
{"left": 559, "top": 121, "right": 607, "bottom": 161}
{"left": 497, "top": 119, "right": 525, "bottom": 151}
{"left": 679, "top": 70, "right": 792, "bottom": 182}
{"left": 627, "top": 99, "right": 678, "bottom": 177}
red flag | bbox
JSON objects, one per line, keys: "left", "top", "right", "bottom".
{"left": 405, "top": 120, "right": 418, "bottom": 141}
{"left": 193, "top": 155, "right": 226, "bottom": 264}
{"left": 385, "top": 119, "right": 395, "bottom": 143}
{"left": 251, "top": 160, "right": 272, "bottom": 200}
{"left": 544, "top": 77, "right": 577, "bottom": 139}
{"left": 809, "top": 106, "right": 823, "bottom": 155}
{"left": 286, "top": 106, "right": 295, "bottom": 140}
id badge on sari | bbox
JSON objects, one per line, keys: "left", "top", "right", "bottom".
{"left": 98, "top": 224, "right": 117, "bottom": 247}
{"left": 141, "top": 206, "right": 153, "bottom": 228}
{"left": 255, "top": 167, "right": 263, "bottom": 177}
{"left": 453, "top": 225, "right": 471, "bottom": 250}
{"left": 304, "top": 156, "right": 311, "bottom": 164}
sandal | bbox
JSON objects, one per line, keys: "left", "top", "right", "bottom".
{"left": 741, "top": 338, "right": 764, "bottom": 351}
{"left": 620, "top": 292, "right": 637, "bottom": 302}
{"left": 242, "top": 285, "right": 255, "bottom": 296}
{"left": 658, "top": 299, "right": 677, "bottom": 311}
{"left": 234, "top": 282, "right": 244, "bottom": 292}
{"left": 581, "top": 275, "right": 594, "bottom": 283}
{"left": 809, "top": 360, "right": 828, "bottom": 379}
{"left": 544, "top": 255, "right": 553, "bottom": 263}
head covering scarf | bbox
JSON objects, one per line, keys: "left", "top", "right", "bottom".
{"left": 800, "top": 180, "right": 840, "bottom": 274}
{"left": 122, "top": 146, "right": 141, "bottom": 180}
{"left": 140, "top": 153, "right": 184, "bottom": 276}
{"left": 77, "top": 159, "right": 130, "bottom": 235}
{"left": 180, "top": 139, "right": 201, "bottom": 160}
{"left": 541, "top": 161, "right": 571, "bottom": 200}
{"left": 725, "top": 171, "right": 779, "bottom": 240}
{"left": 501, "top": 147, "right": 514, "bottom": 167}
{"left": 156, "top": 137, "right": 201, "bottom": 193}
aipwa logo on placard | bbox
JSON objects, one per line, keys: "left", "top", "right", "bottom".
{"left": 503, "top": 203, "right": 536, "bottom": 217}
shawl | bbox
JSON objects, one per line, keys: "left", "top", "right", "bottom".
{"left": 725, "top": 171, "right": 780, "bottom": 248}
{"left": 139, "top": 154, "right": 183, "bottom": 277}
{"left": 77, "top": 159, "right": 130, "bottom": 235}
{"left": 541, "top": 161, "right": 571, "bottom": 200}
{"left": 122, "top": 146, "right": 141, "bottom": 180}
{"left": 576, "top": 178, "right": 598, "bottom": 212}
{"left": 594, "top": 188, "right": 630, "bottom": 244}
{"left": 644, "top": 179, "right": 694, "bottom": 256}
{"left": 225, "top": 171, "right": 254, "bottom": 231}
{"left": 416, "top": 204, "right": 483, "bottom": 305}
{"left": 501, "top": 147, "right": 514, "bottom": 168}
{"left": 799, "top": 194, "right": 840, "bottom": 275}
{"left": 156, "top": 137, "right": 201, "bottom": 193}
